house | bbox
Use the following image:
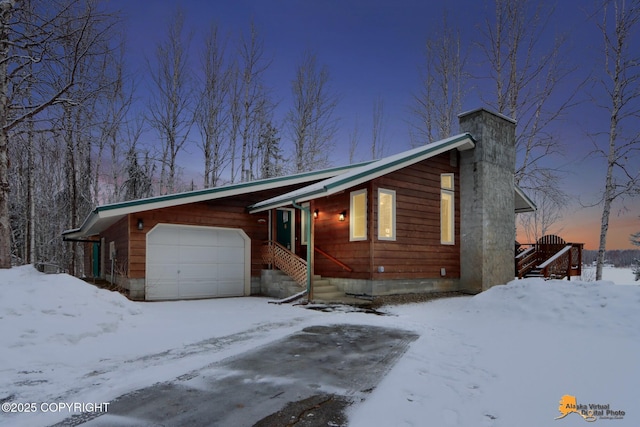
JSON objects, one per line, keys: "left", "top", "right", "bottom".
{"left": 63, "top": 108, "right": 536, "bottom": 301}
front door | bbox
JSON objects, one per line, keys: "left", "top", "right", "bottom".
{"left": 276, "top": 209, "right": 294, "bottom": 250}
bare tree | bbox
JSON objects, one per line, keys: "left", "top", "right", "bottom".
{"left": 197, "top": 23, "right": 230, "bottom": 188}
{"left": 479, "top": 0, "right": 580, "bottom": 188}
{"left": 592, "top": 0, "right": 640, "bottom": 280}
{"left": 95, "top": 38, "right": 139, "bottom": 204}
{"left": 287, "top": 49, "right": 339, "bottom": 173}
{"left": 478, "top": 0, "right": 587, "bottom": 244}
{"left": 410, "top": 12, "right": 467, "bottom": 146}
{"left": 237, "top": 22, "right": 272, "bottom": 182}
{"left": 0, "top": 0, "right": 119, "bottom": 269}
{"left": 371, "top": 95, "right": 387, "bottom": 159}
{"left": 147, "top": 9, "right": 195, "bottom": 194}
{"left": 519, "top": 185, "right": 565, "bottom": 242}
{"left": 348, "top": 115, "right": 360, "bottom": 164}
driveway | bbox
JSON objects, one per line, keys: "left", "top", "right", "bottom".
{"left": 52, "top": 324, "right": 418, "bottom": 427}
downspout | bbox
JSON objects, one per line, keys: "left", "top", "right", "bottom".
{"left": 291, "top": 201, "right": 312, "bottom": 301}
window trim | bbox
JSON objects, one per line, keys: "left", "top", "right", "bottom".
{"left": 300, "top": 202, "right": 310, "bottom": 245}
{"left": 349, "top": 189, "right": 367, "bottom": 241}
{"left": 377, "top": 188, "right": 396, "bottom": 241}
{"left": 441, "top": 173, "right": 455, "bottom": 245}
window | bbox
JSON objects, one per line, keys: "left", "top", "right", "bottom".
{"left": 301, "top": 202, "right": 310, "bottom": 245}
{"left": 441, "top": 174, "right": 454, "bottom": 244}
{"left": 350, "top": 189, "right": 367, "bottom": 241}
{"left": 378, "top": 188, "right": 396, "bottom": 240}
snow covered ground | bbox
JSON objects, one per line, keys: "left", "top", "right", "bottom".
{"left": 1, "top": 265, "right": 638, "bottom": 426}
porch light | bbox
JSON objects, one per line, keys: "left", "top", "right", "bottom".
{"left": 137, "top": 219, "right": 144, "bottom": 230}
{"left": 313, "top": 209, "right": 319, "bottom": 219}
{"left": 339, "top": 211, "right": 346, "bottom": 221}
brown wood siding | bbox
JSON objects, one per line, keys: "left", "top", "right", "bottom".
{"left": 100, "top": 217, "right": 130, "bottom": 278}
{"left": 128, "top": 201, "right": 270, "bottom": 279}
{"left": 313, "top": 184, "right": 371, "bottom": 280}
{"left": 312, "top": 152, "right": 460, "bottom": 280}
{"left": 122, "top": 184, "right": 310, "bottom": 280}
{"left": 372, "top": 153, "right": 460, "bottom": 279}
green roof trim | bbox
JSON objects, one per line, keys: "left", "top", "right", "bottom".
{"left": 94, "top": 162, "right": 370, "bottom": 214}
{"left": 323, "top": 133, "right": 474, "bottom": 191}
{"left": 249, "top": 133, "right": 476, "bottom": 213}
{"left": 63, "top": 161, "right": 372, "bottom": 239}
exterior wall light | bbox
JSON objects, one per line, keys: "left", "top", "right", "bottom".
{"left": 339, "top": 211, "right": 346, "bottom": 222}
{"left": 313, "top": 209, "right": 319, "bottom": 219}
{"left": 137, "top": 219, "right": 144, "bottom": 230}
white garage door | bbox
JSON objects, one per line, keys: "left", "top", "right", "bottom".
{"left": 146, "top": 224, "right": 250, "bottom": 301}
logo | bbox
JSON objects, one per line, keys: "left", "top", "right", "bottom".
{"left": 555, "top": 395, "right": 626, "bottom": 422}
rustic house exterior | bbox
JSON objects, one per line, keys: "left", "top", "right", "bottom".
{"left": 63, "top": 108, "right": 535, "bottom": 301}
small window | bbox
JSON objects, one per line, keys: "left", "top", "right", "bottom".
{"left": 441, "top": 174, "right": 455, "bottom": 244}
{"left": 301, "top": 202, "right": 310, "bottom": 245}
{"left": 350, "top": 189, "right": 367, "bottom": 241}
{"left": 378, "top": 188, "right": 396, "bottom": 241}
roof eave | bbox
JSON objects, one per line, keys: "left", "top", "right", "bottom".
{"left": 249, "top": 133, "right": 475, "bottom": 213}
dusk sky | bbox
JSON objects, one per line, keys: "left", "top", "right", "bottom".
{"left": 106, "top": 0, "right": 639, "bottom": 250}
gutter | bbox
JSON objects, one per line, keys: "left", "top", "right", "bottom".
{"left": 291, "top": 200, "right": 312, "bottom": 302}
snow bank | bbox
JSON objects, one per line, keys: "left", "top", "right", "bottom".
{"left": 1, "top": 266, "right": 638, "bottom": 426}
{"left": 348, "top": 277, "right": 640, "bottom": 427}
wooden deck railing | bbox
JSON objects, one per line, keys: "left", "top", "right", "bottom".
{"left": 516, "top": 246, "right": 538, "bottom": 278}
{"left": 262, "top": 241, "right": 307, "bottom": 287}
{"left": 516, "top": 235, "right": 583, "bottom": 280}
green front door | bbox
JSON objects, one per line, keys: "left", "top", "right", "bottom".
{"left": 92, "top": 242, "right": 100, "bottom": 277}
{"left": 276, "top": 209, "right": 293, "bottom": 250}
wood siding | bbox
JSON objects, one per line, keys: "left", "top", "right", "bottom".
{"left": 99, "top": 216, "right": 129, "bottom": 278}
{"left": 312, "top": 152, "right": 460, "bottom": 280}
{"left": 96, "top": 155, "right": 460, "bottom": 284}
{"left": 127, "top": 199, "right": 269, "bottom": 279}
{"left": 97, "top": 184, "right": 312, "bottom": 280}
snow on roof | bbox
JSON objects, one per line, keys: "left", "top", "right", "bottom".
{"left": 63, "top": 162, "right": 370, "bottom": 239}
{"left": 249, "top": 133, "right": 476, "bottom": 213}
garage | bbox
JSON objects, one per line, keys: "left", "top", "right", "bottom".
{"left": 146, "top": 224, "right": 250, "bottom": 301}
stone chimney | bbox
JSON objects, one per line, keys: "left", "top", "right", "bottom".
{"left": 458, "top": 108, "right": 516, "bottom": 293}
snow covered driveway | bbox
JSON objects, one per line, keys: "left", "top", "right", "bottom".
{"left": 53, "top": 324, "right": 417, "bottom": 426}
{"left": 1, "top": 266, "right": 639, "bottom": 426}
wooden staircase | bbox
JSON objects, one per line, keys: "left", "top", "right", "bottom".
{"left": 261, "top": 241, "right": 370, "bottom": 304}
{"left": 516, "top": 235, "right": 583, "bottom": 280}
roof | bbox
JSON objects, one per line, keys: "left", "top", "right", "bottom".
{"left": 515, "top": 186, "right": 537, "bottom": 213}
{"left": 249, "top": 133, "right": 476, "bottom": 213}
{"left": 62, "top": 162, "right": 371, "bottom": 239}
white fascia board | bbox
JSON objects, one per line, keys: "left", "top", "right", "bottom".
{"left": 515, "top": 185, "right": 537, "bottom": 213}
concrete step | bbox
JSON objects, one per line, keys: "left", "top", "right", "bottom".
{"left": 313, "top": 279, "right": 331, "bottom": 287}
{"left": 313, "top": 291, "right": 347, "bottom": 301}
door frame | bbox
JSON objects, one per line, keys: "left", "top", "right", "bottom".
{"left": 276, "top": 208, "right": 296, "bottom": 251}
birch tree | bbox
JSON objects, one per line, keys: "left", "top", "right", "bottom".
{"left": 0, "top": 0, "right": 118, "bottom": 269}
{"left": 479, "top": 0, "right": 580, "bottom": 188}
{"left": 147, "top": 9, "right": 195, "bottom": 194}
{"left": 237, "top": 22, "right": 272, "bottom": 182}
{"left": 197, "top": 23, "right": 230, "bottom": 188}
{"left": 371, "top": 95, "right": 386, "bottom": 160}
{"left": 593, "top": 0, "right": 640, "bottom": 280}
{"left": 287, "top": 49, "right": 339, "bottom": 173}
{"left": 410, "top": 12, "right": 467, "bottom": 146}
{"left": 478, "top": 0, "right": 587, "bottom": 242}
